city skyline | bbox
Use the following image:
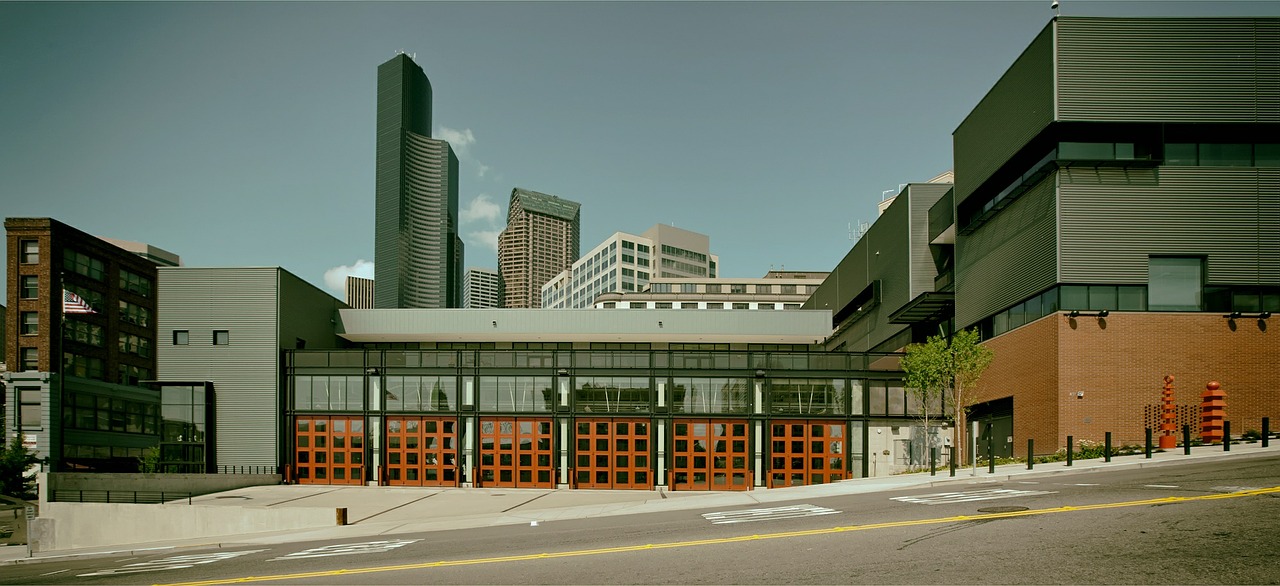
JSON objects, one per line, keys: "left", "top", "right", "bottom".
{"left": 3, "top": 1, "right": 1273, "bottom": 301}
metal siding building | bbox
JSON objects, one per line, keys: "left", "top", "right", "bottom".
{"left": 157, "top": 267, "right": 345, "bottom": 468}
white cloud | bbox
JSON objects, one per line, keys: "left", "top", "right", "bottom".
{"left": 462, "top": 193, "right": 501, "bottom": 224}
{"left": 465, "top": 230, "right": 501, "bottom": 255}
{"left": 323, "top": 259, "right": 375, "bottom": 294}
{"left": 436, "top": 127, "right": 476, "bottom": 156}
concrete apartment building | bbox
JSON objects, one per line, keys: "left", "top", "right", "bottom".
{"left": 595, "top": 271, "right": 827, "bottom": 310}
{"left": 498, "top": 188, "right": 581, "bottom": 308}
{"left": 463, "top": 268, "right": 500, "bottom": 309}
{"left": 374, "top": 53, "right": 463, "bottom": 309}
{"left": 542, "top": 224, "right": 719, "bottom": 309}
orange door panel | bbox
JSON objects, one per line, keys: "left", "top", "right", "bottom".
{"left": 478, "top": 417, "right": 554, "bottom": 488}
{"left": 671, "top": 419, "right": 750, "bottom": 491}
{"left": 386, "top": 416, "right": 460, "bottom": 487}
{"left": 294, "top": 416, "right": 365, "bottom": 485}
{"left": 769, "top": 421, "right": 846, "bottom": 488}
{"left": 574, "top": 418, "right": 651, "bottom": 490}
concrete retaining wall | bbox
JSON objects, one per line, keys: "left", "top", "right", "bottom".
{"left": 40, "top": 473, "right": 280, "bottom": 506}
{"left": 30, "top": 502, "right": 337, "bottom": 552}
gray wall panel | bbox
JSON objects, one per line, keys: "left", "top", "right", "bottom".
{"left": 953, "top": 24, "right": 1055, "bottom": 206}
{"left": 158, "top": 267, "right": 281, "bottom": 467}
{"left": 1057, "top": 18, "right": 1280, "bottom": 123}
{"left": 955, "top": 176, "right": 1059, "bottom": 329}
{"left": 1059, "top": 166, "right": 1280, "bottom": 285}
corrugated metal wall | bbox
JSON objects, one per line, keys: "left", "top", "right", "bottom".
{"left": 955, "top": 176, "right": 1059, "bottom": 329}
{"left": 1057, "top": 18, "right": 1280, "bottom": 123}
{"left": 1060, "top": 167, "right": 1280, "bottom": 285}
{"left": 952, "top": 24, "right": 1055, "bottom": 206}
{"left": 907, "top": 184, "right": 951, "bottom": 298}
{"left": 157, "top": 267, "right": 281, "bottom": 467}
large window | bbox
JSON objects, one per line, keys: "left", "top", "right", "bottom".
{"left": 384, "top": 375, "right": 457, "bottom": 411}
{"left": 671, "top": 377, "right": 750, "bottom": 414}
{"left": 20, "top": 312, "right": 38, "bottom": 335}
{"left": 478, "top": 376, "right": 552, "bottom": 412}
{"left": 574, "top": 376, "right": 650, "bottom": 413}
{"left": 20, "top": 240, "right": 38, "bottom": 264}
{"left": 770, "top": 379, "right": 846, "bottom": 415}
{"left": 120, "top": 269, "right": 153, "bottom": 297}
{"left": 64, "top": 249, "right": 106, "bottom": 281}
{"left": 20, "top": 348, "right": 38, "bottom": 371}
{"left": 294, "top": 375, "right": 365, "bottom": 411}
{"left": 1149, "top": 257, "right": 1202, "bottom": 311}
{"left": 20, "top": 275, "right": 38, "bottom": 299}
{"left": 19, "top": 388, "right": 42, "bottom": 429}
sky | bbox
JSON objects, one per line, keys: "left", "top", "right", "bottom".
{"left": 3, "top": 0, "right": 1276, "bottom": 302}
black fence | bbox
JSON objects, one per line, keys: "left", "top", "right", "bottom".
{"left": 215, "top": 465, "right": 280, "bottom": 475}
{"left": 51, "top": 490, "right": 193, "bottom": 504}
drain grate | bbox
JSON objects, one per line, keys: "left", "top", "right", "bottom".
{"left": 976, "top": 505, "right": 1029, "bottom": 513}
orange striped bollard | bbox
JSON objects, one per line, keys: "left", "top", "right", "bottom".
{"left": 1200, "top": 381, "right": 1226, "bottom": 444}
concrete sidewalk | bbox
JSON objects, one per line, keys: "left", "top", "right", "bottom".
{"left": 4, "top": 441, "right": 1277, "bottom": 565}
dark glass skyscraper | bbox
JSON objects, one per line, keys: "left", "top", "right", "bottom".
{"left": 375, "top": 53, "right": 462, "bottom": 308}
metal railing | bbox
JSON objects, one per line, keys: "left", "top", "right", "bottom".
{"left": 215, "top": 465, "right": 280, "bottom": 475}
{"left": 51, "top": 490, "right": 193, "bottom": 504}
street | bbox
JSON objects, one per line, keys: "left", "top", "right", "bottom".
{"left": 4, "top": 455, "right": 1278, "bottom": 585}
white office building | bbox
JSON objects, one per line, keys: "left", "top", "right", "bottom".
{"left": 542, "top": 224, "right": 718, "bottom": 309}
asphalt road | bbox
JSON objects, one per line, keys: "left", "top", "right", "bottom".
{"left": 6, "top": 455, "right": 1279, "bottom": 585}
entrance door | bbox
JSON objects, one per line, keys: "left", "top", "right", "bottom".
{"left": 479, "top": 417, "right": 554, "bottom": 488}
{"left": 574, "top": 418, "right": 651, "bottom": 490}
{"left": 386, "top": 416, "right": 459, "bottom": 486}
{"left": 670, "top": 419, "right": 750, "bottom": 491}
{"left": 294, "top": 416, "right": 364, "bottom": 485}
{"left": 769, "top": 421, "right": 846, "bottom": 488}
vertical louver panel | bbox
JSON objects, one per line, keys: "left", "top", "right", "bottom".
{"left": 1057, "top": 18, "right": 1280, "bottom": 122}
{"left": 1059, "top": 167, "right": 1280, "bottom": 285}
{"left": 955, "top": 177, "right": 1058, "bottom": 329}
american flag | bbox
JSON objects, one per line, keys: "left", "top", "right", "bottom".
{"left": 63, "top": 289, "right": 96, "bottom": 314}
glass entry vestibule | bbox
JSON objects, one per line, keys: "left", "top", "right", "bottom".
{"left": 286, "top": 349, "right": 914, "bottom": 490}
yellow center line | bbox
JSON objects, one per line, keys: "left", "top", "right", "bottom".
{"left": 156, "top": 485, "right": 1280, "bottom": 586}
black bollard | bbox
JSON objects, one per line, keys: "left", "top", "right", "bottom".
{"left": 1105, "top": 432, "right": 1112, "bottom": 462}
{"left": 1027, "top": 438, "right": 1034, "bottom": 470}
{"left": 1224, "top": 420, "right": 1231, "bottom": 452}
{"left": 1067, "top": 435, "right": 1074, "bottom": 467}
{"left": 987, "top": 423, "right": 995, "bottom": 473}
{"left": 930, "top": 447, "right": 937, "bottom": 476}
{"left": 1145, "top": 428, "right": 1152, "bottom": 459}
{"left": 1264, "top": 417, "right": 1270, "bottom": 448}
{"left": 949, "top": 445, "right": 956, "bottom": 477}
{"left": 1183, "top": 424, "right": 1191, "bottom": 455}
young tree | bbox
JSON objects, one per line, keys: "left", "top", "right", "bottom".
{"left": 0, "top": 434, "right": 41, "bottom": 499}
{"left": 900, "top": 328, "right": 994, "bottom": 465}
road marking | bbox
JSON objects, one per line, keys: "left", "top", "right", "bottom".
{"left": 702, "top": 504, "right": 839, "bottom": 524}
{"left": 155, "top": 486, "right": 1280, "bottom": 586}
{"left": 78, "top": 549, "right": 267, "bottom": 577}
{"left": 1145, "top": 484, "right": 1179, "bottom": 489}
{"left": 1212, "top": 485, "right": 1261, "bottom": 493}
{"left": 890, "top": 489, "right": 1055, "bottom": 505}
{"left": 269, "top": 539, "right": 420, "bottom": 561}
{"left": 40, "top": 569, "right": 69, "bottom": 576}
{"left": 1073, "top": 483, "right": 1100, "bottom": 486}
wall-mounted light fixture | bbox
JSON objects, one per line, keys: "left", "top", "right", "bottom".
{"left": 1225, "top": 311, "right": 1271, "bottom": 319}
{"left": 365, "top": 367, "right": 381, "bottom": 376}
{"left": 492, "top": 320, "right": 498, "bottom": 327}
{"left": 1067, "top": 309, "right": 1109, "bottom": 318}
{"left": 754, "top": 369, "right": 766, "bottom": 379}
{"left": 557, "top": 368, "right": 569, "bottom": 377}
{"left": 658, "top": 321, "right": 663, "bottom": 328}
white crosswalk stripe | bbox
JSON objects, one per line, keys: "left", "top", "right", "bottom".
{"left": 702, "top": 504, "right": 840, "bottom": 524}
{"left": 890, "top": 488, "right": 1056, "bottom": 505}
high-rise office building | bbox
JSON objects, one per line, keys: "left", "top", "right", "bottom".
{"left": 542, "top": 224, "right": 718, "bottom": 309}
{"left": 374, "top": 53, "right": 462, "bottom": 309}
{"left": 497, "top": 188, "right": 581, "bottom": 308}
{"left": 463, "top": 268, "right": 500, "bottom": 309}
{"left": 345, "top": 276, "right": 375, "bottom": 309}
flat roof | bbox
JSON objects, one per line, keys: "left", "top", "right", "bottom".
{"left": 337, "top": 309, "right": 833, "bottom": 344}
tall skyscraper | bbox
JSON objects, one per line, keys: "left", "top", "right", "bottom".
{"left": 463, "top": 268, "right": 500, "bottom": 309}
{"left": 497, "top": 188, "right": 581, "bottom": 308}
{"left": 374, "top": 53, "right": 462, "bottom": 309}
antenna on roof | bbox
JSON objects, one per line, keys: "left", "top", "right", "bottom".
{"left": 1051, "top": 0, "right": 1060, "bottom": 16}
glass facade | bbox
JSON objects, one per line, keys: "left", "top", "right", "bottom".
{"left": 285, "top": 348, "right": 921, "bottom": 490}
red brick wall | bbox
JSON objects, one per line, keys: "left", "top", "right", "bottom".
{"left": 976, "top": 312, "right": 1278, "bottom": 451}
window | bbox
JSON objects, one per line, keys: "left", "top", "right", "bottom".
{"left": 707, "top": 302, "right": 724, "bottom": 309}
{"left": 1149, "top": 257, "right": 1202, "bottom": 311}
{"left": 173, "top": 330, "right": 189, "bottom": 345}
{"left": 1198, "top": 144, "right": 1252, "bottom": 166}
{"left": 755, "top": 284, "right": 772, "bottom": 294}
{"left": 655, "top": 302, "right": 673, "bottom": 309}
{"left": 64, "top": 249, "right": 106, "bottom": 281}
{"left": 622, "top": 240, "right": 634, "bottom": 250}
{"left": 758, "top": 303, "right": 775, "bottom": 310}
{"left": 20, "top": 240, "right": 38, "bottom": 264}
{"left": 19, "top": 388, "right": 41, "bottom": 430}
{"left": 21, "top": 348, "right": 39, "bottom": 371}
{"left": 730, "top": 284, "right": 747, "bottom": 294}
{"left": 780, "top": 284, "right": 797, "bottom": 294}
{"left": 680, "top": 302, "right": 698, "bottom": 309}
{"left": 681, "top": 283, "right": 697, "bottom": 293}
{"left": 705, "top": 284, "right": 722, "bottom": 294}
{"left": 213, "top": 330, "right": 230, "bottom": 345}
{"left": 732, "top": 302, "right": 749, "bottom": 310}
{"left": 20, "top": 275, "right": 38, "bottom": 299}
{"left": 120, "top": 269, "right": 153, "bottom": 297}
{"left": 20, "top": 312, "right": 38, "bottom": 335}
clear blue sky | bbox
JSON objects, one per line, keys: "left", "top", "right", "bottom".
{"left": 3, "top": 1, "right": 1273, "bottom": 301}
